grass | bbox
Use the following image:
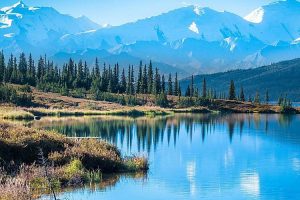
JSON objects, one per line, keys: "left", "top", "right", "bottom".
{"left": 0, "top": 106, "right": 174, "bottom": 121}
{"left": 0, "top": 121, "right": 149, "bottom": 199}
{"left": 171, "top": 107, "right": 212, "bottom": 113}
{"left": 102, "top": 108, "right": 173, "bottom": 117}
{"left": 1, "top": 86, "right": 299, "bottom": 123}
{"left": 0, "top": 107, "right": 34, "bottom": 120}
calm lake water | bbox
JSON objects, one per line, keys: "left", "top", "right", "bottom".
{"left": 34, "top": 114, "right": 300, "bottom": 200}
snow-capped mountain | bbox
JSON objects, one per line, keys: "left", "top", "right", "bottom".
{"left": 0, "top": 1, "right": 100, "bottom": 55}
{"left": 0, "top": 0, "right": 300, "bottom": 74}
{"left": 60, "top": 6, "right": 253, "bottom": 49}
{"left": 245, "top": 0, "right": 300, "bottom": 43}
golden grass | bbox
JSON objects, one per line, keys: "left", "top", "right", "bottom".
{"left": 0, "top": 105, "right": 173, "bottom": 121}
{"left": 0, "top": 120, "right": 149, "bottom": 199}
{"left": 0, "top": 107, "right": 34, "bottom": 120}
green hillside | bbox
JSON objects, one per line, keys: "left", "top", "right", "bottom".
{"left": 180, "top": 58, "right": 300, "bottom": 101}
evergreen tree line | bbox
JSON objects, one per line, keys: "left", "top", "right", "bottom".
{"left": 0, "top": 51, "right": 294, "bottom": 108}
{"left": 183, "top": 77, "right": 293, "bottom": 108}
{"left": 0, "top": 52, "right": 182, "bottom": 98}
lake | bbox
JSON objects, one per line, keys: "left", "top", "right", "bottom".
{"left": 34, "top": 114, "right": 300, "bottom": 200}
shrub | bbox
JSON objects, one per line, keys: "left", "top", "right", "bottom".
{"left": 177, "top": 97, "right": 195, "bottom": 108}
{"left": 0, "top": 122, "right": 149, "bottom": 199}
{"left": 0, "top": 84, "right": 33, "bottom": 106}
{"left": 155, "top": 93, "right": 169, "bottom": 108}
{"left": 123, "top": 156, "right": 149, "bottom": 172}
{"left": 63, "top": 159, "right": 86, "bottom": 185}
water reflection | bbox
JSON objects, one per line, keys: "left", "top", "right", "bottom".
{"left": 29, "top": 114, "right": 300, "bottom": 154}
{"left": 240, "top": 172, "right": 260, "bottom": 197}
{"left": 32, "top": 113, "right": 300, "bottom": 200}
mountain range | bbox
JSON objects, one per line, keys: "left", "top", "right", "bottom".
{"left": 1, "top": 0, "right": 300, "bottom": 75}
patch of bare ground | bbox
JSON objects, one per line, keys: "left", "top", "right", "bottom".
{"left": 32, "top": 88, "right": 124, "bottom": 111}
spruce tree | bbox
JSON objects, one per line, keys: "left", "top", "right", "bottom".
{"left": 4, "top": 54, "right": 13, "bottom": 83}
{"left": 278, "top": 94, "right": 283, "bottom": 106}
{"left": 37, "top": 56, "right": 44, "bottom": 82}
{"left": 142, "top": 64, "right": 147, "bottom": 94}
{"left": 18, "top": 53, "right": 27, "bottom": 84}
{"left": 127, "top": 66, "right": 132, "bottom": 95}
{"left": 147, "top": 61, "right": 153, "bottom": 94}
{"left": 130, "top": 66, "right": 135, "bottom": 95}
{"left": 213, "top": 90, "right": 217, "bottom": 99}
{"left": 11, "top": 57, "right": 18, "bottom": 84}
{"left": 0, "top": 51, "right": 5, "bottom": 82}
{"left": 75, "top": 60, "right": 84, "bottom": 88}
{"left": 167, "top": 73, "right": 173, "bottom": 95}
{"left": 202, "top": 78, "right": 207, "bottom": 98}
{"left": 240, "top": 86, "right": 245, "bottom": 102}
{"left": 265, "top": 90, "right": 269, "bottom": 104}
{"left": 174, "top": 72, "right": 179, "bottom": 96}
{"left": 84, "top": 61, "right": 90, "bottom": 89}
{"left": 114, "top": 64, "right": 119, "bottom": 92}
{"left": 178, "top": 83, "right": 182, "bottom": 99}
{"left": 27, "top": 53, "right": 36, "bottom": 86}
{"left": 107, "top": 65, "right": 113, "bottom": 93}
{"left": 194, "top": 87, "right": 199, "bottom": 97}
{"left": 153, "top": 68, "right": 161, "bottom": 95}
{"left": 249, "top": 95, "right": 252, "bottom": 103}
{"left": 190, "top": 75, "right": 194, "bottom": 97}
{"left": 120, "top": 68, "right": 126, "bottom": 93}
{"left": 137, "top": 63, "right": 142, "bottom": 94}
{"left": 254, "top": 92, "right": 260, "bottom": 105}
{"left": 95, "top": 58, "right": 100, "bottom": 78}
{"left": 67, "top": 58, "right": 75, "bottom": 88}
{"left": 161, "top": 75, "right": 166, "bottom": 93}
{"left": 101, "top": 63, "right": 108, "bottom": 91}
{"left": 229, "top": 80, "right": 236, "bottom": 100}
{"left": 185, "top": 85, "right": 191, "bottom": 97}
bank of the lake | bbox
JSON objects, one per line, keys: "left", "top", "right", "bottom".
{"left": 0, "top": 121, "right": 148, "bottom": 200}
{"left": 1, "top": 84, "right": 299, "bottom": 121}
{"left": 30, "top": 113, "right": 300, "bottom": 200}
{"left": 1, "top": 99, "right": 299, "bottom": 121}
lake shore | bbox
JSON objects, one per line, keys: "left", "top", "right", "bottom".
{"left": 0, "top": 100, "right": 299, "bottom": 121}
{"left": 1, "top": 85, "right": 299, "bottom": 121}
{"left": 0, "top": 121, "right": 148, "bottom": 200}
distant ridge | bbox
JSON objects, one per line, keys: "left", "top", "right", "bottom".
{"left": 180, "top": 58, "right": 300, "bottom": 101}
{"left": 1, "top": 1, "right": 300, "bottom": 74}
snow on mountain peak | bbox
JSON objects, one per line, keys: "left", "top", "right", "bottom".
{"left": 0, "top": 1, "right": 101, "bottom": 55}
{"left": 245, "top": 0, "right": 300, "bottom": 23}
{"left": 193, "top": 6, "right": 201, "bottom": 15}
{"left": 244, "top": 7, "right": 264, "bottom": 23}
{"left": 244, "top": 0, "right": 300, "bottom": 43}
{"left": 189, "top": 22, "right": 199, "bottom": 34}
{"left": 2, "top": 0, "right": 28, "bottom": 12}
{"left": 11, "top": 0, "right": 26, "bottom": 8}
{"left": 0, "top": 0, "right": 299, "bottom": 73}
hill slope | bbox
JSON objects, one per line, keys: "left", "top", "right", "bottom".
{"left": 180, "top": 58, "right": 300, "bottom": 101}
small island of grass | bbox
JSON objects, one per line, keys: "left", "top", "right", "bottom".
{"left": 0, "top": 121, "right": 148, "bottom": 200}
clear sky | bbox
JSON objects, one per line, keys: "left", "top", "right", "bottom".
{"left": 0, "top": 0, "right": 277, "bottom": 26}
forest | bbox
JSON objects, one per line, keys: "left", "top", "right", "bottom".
{"left": 0, "top": 51, "right": 293, "bottom": 109}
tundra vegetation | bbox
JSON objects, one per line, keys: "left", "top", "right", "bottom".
{"left": 0, "top": 121, "right": 148, "bottom": 200}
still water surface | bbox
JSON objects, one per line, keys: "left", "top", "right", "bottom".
{"left": 33, "top": 114, "right": 300, "bottom": 200}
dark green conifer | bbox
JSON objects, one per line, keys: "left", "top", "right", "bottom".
{"left": 229, "top": 80, "right": 236, "bottom": 100}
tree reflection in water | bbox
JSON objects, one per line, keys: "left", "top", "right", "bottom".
{"left": 29, "top": 113, "right": 299, "bottom": 154}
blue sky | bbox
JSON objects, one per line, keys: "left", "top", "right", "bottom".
{"left": 1, "top": 0, "right": 277, "bottom": 25}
